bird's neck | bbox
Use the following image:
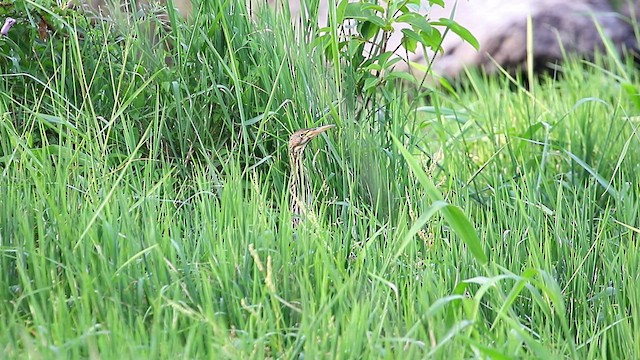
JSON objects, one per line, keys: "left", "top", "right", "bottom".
{"left": 290, "top": 151, "right": 307, "bottom": 197}
{"left": 289, "top": 151, "right": 308, "bottom": 223}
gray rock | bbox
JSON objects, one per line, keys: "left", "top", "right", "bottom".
{"left": 425, "top": 0, "right": 638, "bottom": 78}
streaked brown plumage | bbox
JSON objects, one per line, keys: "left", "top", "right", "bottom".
{"left": 288, "top": 124, "right": 335, "bottom": 227}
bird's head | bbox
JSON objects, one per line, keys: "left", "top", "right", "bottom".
{"left": 288, "top": 124, "right": 335, "bottom": 156}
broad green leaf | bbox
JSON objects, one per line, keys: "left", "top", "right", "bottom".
{"left": 365, "top": 63, "right": 383, "bottom": 72}
{"left": 344, "top": 3, "right": 389, "bottom": 30}
{"left": 421, "top": 28, "right": 443, "bottom": 52}
{"left": 434, "top": 18, "right": 479, "bottom": 50}
{"left": 396, "top": 13, "right": 433, "bottom": 36}
{"left": 386, "top": 71, "right": 417, "bottom": 83}
{"left": 363, "top": 76, "right": 379, "bottom": 92}
{"left": 391, "top": 134, "right": 488, "bottom": 264}
{"left": 370, "top": 51, "right": 394, "bottom": 68}
{"left": 344, "top": 2, "right": 369, "bottom": 20}
{"left": 361, "top": 3, "right": 385, "bottom": 13}
{"left": 443, "top": 204, "right": 487, "bottom": 264}
{"left": 336, "top": 0, "right": 349, "bottom": 23}
{"left": 384, "top": 57, "right": 403, "bottom": 68}
{"left": 401, "top": 28, "right": 421, "bottom": 52}
{"left": 359, "top": 21, "right": 380, "bottom": 40}
{"left": 363, "top": 14, "right": 389, "bottom": 30}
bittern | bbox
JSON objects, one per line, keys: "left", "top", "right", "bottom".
{"left": 288, "top": 124, "right": 335, "bottom": 227}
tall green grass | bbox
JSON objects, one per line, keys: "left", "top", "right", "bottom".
{"left": 1, "top": 1, "right": 640, "bottom": 358}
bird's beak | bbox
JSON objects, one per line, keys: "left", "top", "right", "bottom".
{"left": 307, "top": 124, "right": 335, "bottom": 139}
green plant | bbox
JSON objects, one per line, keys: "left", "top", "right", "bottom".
{"left": 0, "top": 0, "right": 87, "bottom": 74}
{"left": 315, "top": 0, "right": 478, "bottom": 107}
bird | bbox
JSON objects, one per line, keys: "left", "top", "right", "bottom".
{"left": 288, "top": 124, "right": 335, "bottom": 227}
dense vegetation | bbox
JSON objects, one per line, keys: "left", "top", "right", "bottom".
{"left": 1, "top": 0, "right": 640, "bottom": 358}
